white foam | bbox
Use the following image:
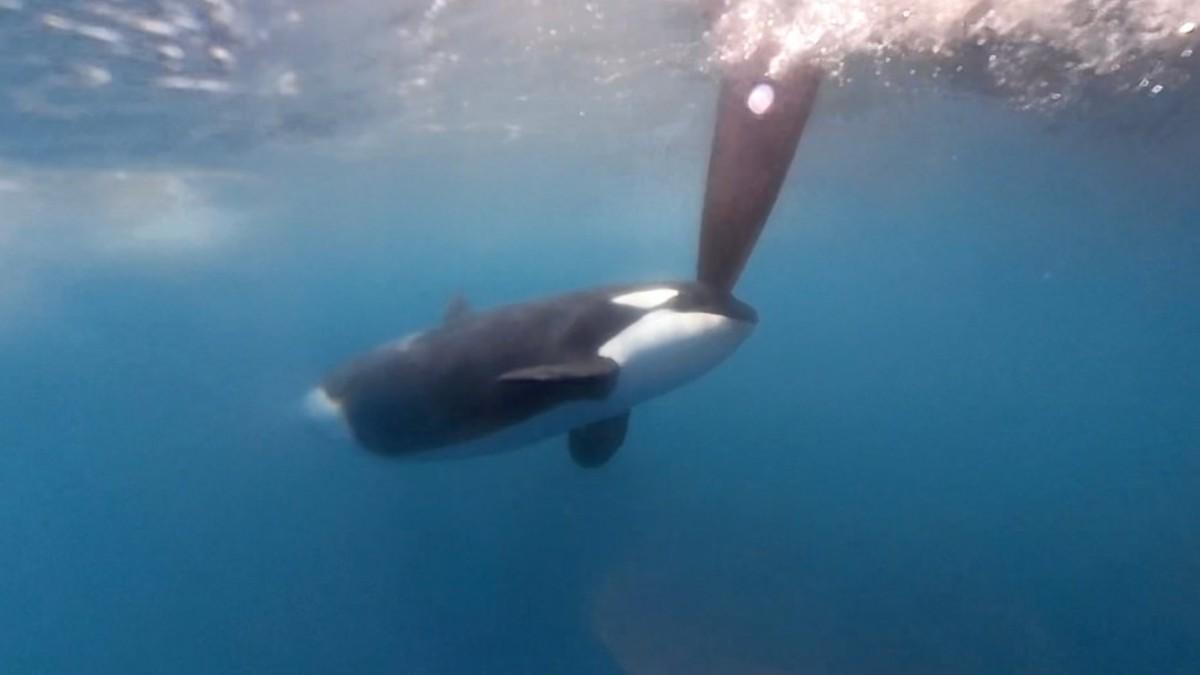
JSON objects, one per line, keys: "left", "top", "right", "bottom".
{"left": 714, "top": 0, "right": 1200, "bottom": 105}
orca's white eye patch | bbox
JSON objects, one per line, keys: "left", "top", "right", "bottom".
{"left": 610, "top": 288, "right": 679, "bottom": 309}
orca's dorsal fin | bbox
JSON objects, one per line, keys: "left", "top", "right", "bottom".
{"left": 497, "top": 356, "right": 619, "bottom": 402}
{"left": 697, "top": 58, "right": 822, "bottom": 293}
{"left": 569, "top": 412, "right": 629, "bottom": 468}
{"left": 443, "top": 294, "right": 472, "bottom": 324}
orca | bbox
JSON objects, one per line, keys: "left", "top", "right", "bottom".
{"left": 307, "top": 58, "right": 822, "bottom": 467}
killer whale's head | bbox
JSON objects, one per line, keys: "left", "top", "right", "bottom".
{"left": 303, "top": 333, "right": 434, "bottom": 455}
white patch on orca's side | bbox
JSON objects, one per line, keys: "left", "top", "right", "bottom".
{"left": 303, "top": 387, "right": 353, "bottom": 444}
{"left": 599, "top": 309, "right": 754, "bottom": 403}
{"left": 610, "top": 287, "right": 679, "bottom": 309}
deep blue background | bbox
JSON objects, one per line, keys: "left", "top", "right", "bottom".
{"left": 1, "top": 90, "right": 1198, "bottom": 674}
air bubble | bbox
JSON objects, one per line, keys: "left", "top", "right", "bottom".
{"left": 209, "top": 46, "right": 235, "bottom": 68}
{"left": 746, "top": 82, "right": 774, "bottom": 115}
{"left": 276, "top": 71, "right": 299, "bottom": 96}
{"left": 1180, "top": 21, "right": 1196, "bottom": 35}
{"left": 75, "top": 64, "right": 112, "bottom": 87}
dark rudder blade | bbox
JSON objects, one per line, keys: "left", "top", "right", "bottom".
{"left": 697, "top": 58, "right": 822, "bottom": 293}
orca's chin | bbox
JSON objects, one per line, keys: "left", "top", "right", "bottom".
{"left": 303, "top": 387, "right": 354, "bottom": 444}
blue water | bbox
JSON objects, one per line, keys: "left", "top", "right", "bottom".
{"left": 2, "top": 78, "right": 1199, "bottom": 674}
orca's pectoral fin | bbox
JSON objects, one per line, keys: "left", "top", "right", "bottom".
{"left": 443, "top": 293, "right": 472, "bottom": 324}
{"left": 697, "top": 60, "right": 822, "bottom": 293}
{"left": 569, "top": 412, "right": 629, "bottom": 468}
{"left": 497, "top": 356, "right": 619, "bottom": 402}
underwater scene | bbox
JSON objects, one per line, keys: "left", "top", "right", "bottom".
{"left": 1, "top": 1, "right": 1198, "bottom": 673}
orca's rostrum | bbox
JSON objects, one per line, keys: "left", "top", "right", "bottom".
{"left": 307, "top": 61, "right": 822, "bottom": 467}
